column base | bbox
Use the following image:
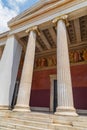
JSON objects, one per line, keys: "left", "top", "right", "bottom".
{"left": 13, "top": 105, "right": 31, "bottom": 112}
{"left": 55, "top": 107, "right": 78, "bottom": 116}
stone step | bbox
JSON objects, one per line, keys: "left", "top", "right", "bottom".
{"left": 0, "top": 111, "right": 87, "bottom": 130}
{"left": 0, "top": 121, "right": 52, "bottom": 130}
{"left": 74, "top": 127, "right": 87, "bottom": 130}
{"left": 16, "top": 125, "right": 52, "bottom": 130}
{"left": 0, "top": 117, "right": 87, "bottom": 130}
{"left": 0, "top": 111, "right": 51, "bottom": 118}
{"left": 72, "top": 115, "right": 87, "bottom": 128}
{"left": 72, "top": 121, "right": 87, "bottom": 128}
{"left": 77, "top": 116, "right": 87, "bottom": 122}
{"left": 0, "top": 111, "right": 53, "bottom": 130}
{"left": 11, "top": 111, "right": 51, "bottom": 118}
{"left": 0, "top": 118, "right": 51, "bottom": 129}
{"left": 6, "top": 116, "right": 51, "bottom": 124}
{"left": 50, "top": 124, "right": 87, "bottom": 130}
{"left": 0, "top": 113, "right": 53, "bottom": 125}
{"left": 7, "top": 112, "right": 53, "bottom": 123}
{"left": 0, "top": 126, "right": 16, "bottom": 130}
{"left": 8, "top": 116, "right": 52, "bottom": 123}
{"left": 1, "top": 122, "right": 87, "bottom": 130}
{"left": 0, "top": 126, "right": 51, "bottom": 130}
{"left": 0, "top": 122, "right": 16, "bottom": 129}
{"left": 0, "top": 111, "right": 53, "bottom": 123}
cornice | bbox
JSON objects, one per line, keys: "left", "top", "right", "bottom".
{"left": 0, "top": 31, "right": 9, "bottom": 40}
{"left": 8, "top": 0, "right": 57, "bottom": 26}
{"left": 8, "top": 0, "right": 87, "bottom": 35}
{"left": 8, "top": 0, "right": 76, "bottom": 28}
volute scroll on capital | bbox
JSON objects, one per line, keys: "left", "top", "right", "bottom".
{"left": 25, "top": 26, "right": 40, "bottom": 36}
{"left": 52, "top": 15, "right": 69, "bottom": 26}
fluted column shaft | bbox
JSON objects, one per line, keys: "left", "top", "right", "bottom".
{"left": 14, "top": 30, "right": 36, "bottom": 111}
{"left": 56, "top": 18, "right": 77, "bottom": 116}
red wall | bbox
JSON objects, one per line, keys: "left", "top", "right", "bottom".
{"left": 30, "top": 64, "right": 87, "bottom": 110}
{"left": 71, "top": 64, "right": 87, "bottom": 109}
{"left": 30, "top": 69, "right": 56, "bottom": 107}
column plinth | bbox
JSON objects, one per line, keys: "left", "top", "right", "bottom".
{"left": 14, "top": 105, "right": 30, "bottom": 112}
{"left": 55, "top": 18, "right": 77, "bottom": 116}
{"left": 14, "top": 30, "right": 36, "bottom": 112}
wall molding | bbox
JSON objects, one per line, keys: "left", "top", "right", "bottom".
{"left": 77, "top": 109, "right": 87, "bottom": 115}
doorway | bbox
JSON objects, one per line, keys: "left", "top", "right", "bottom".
{"left": 53, "top": 80, "right": 57, "bottom": 112}
{"left": 50, "top": 74, "right": 57, "bottom": 113}
{"left": 11, "top": 81, "right": 19, "bottom": 109}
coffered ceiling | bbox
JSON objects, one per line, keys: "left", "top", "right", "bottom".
{"left": 20, "top": 15, "right": 87, "bottom": 54}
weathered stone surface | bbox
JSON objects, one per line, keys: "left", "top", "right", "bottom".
{"left": 0, "top": 111, "right": 86, "bottom": 130}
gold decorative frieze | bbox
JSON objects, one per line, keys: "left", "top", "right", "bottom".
{"left": 69, "top": 48, "right": 87, "bottom": 63}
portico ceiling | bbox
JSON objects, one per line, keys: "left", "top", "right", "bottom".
{"left": 19, "top": 14, "right": 87, "bottom": 54}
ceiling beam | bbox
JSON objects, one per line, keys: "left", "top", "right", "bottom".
{"left": 17, "top": 31, "right": 28, "bottom": 38}
{"left": 15, "top": 35, "right": 26, "bottom": 52}
{"left": 69, "top": 41, "right": 87, "bottom": 49}
{"left": 48, "top": 27, "right": 57, "bottom": 45}
{"left": 39, "top": 21, "right": 54, "bottom": 31}
{"left": 67, "top": 30, "right": 71, "bottom": 45}
{"left": 36, "top": 48, "right": 56, "bottom": 57}
{"left": 40, "top": 31, "right": 51, "bottom": 49}
{"left": 36, "top": 41, "right": 43, "bottom": 52}
{"left": 18, "top": 39, "right": 26, "bottom": 52}
{"left": 36, "top": 41, "right": 87, "bottom": 56}
{"left": 69, "top": 6, "right": 87, "bottom": 21}
{"left": 74, "top": 19, "right": 81, "bottom": 43}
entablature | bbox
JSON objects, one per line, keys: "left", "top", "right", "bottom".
{"left": 8, "top": 0, "right": 87, "bottom": 35}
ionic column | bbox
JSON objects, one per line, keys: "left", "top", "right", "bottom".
{"left": 0, "top": 35, "right": 22, "bottom": 110}
{"left": 53, "top": 16, "right": 77, "bottom": 116}
{"left": 14, "top": 27, "right": 37, "bottom": 111}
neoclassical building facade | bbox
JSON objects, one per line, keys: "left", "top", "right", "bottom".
{"left": 0, "top": 0, "right": 87, "bottom": 116}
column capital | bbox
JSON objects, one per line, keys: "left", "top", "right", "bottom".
{"left": 52, "top": 15, "right": 69, "bottom": 26}
{"left": 25, "top": 26, "right": 40, "bottom": 36}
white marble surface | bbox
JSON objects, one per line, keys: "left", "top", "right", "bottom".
{"left": 0, "top": 35, "right": 22, "bottom": 108}
{"left": 56, "top": 19, "right": 76, "bottom": 116}
{"left": 15, "top": 31, "right": 36, "bottom": 111}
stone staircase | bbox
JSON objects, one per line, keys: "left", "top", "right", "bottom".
{"left": 0, "top": 111, "right": 53, "bottom": 130}
{"left": 0, "top": 111, "right": 87, "bottom": 130}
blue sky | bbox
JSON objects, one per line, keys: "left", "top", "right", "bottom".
{"left": 0, "top": 0, "right": 40, "bottom": 33}
{"left": 2, "top": 0, "right": 39, "bottom": 12}
{"left": 20, "top": 0, "right": 40, "bottom": 12}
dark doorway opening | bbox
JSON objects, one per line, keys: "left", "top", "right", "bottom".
{"left": 11, "top": 81, "right": 19, "bottom": 109}
{"left": 53, "top": 80, "right": 57, "bottom": 112}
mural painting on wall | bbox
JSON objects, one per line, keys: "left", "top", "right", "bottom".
{"left": 69, "top": 48, "right": 87, "bottom": 63}
{"left": 34, "top": 48, "right": 87, "bottom": 69}
{"left": 34, "top": 55, "right": 57, "bottom": 69}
